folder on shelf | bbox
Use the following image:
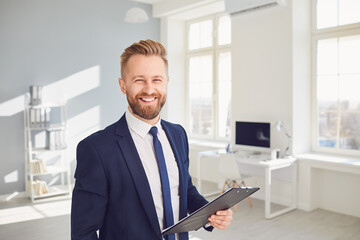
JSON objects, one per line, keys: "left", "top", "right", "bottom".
{"left": 162, "top": 187, "right": 259, "bottom": 236}
{"left": 30, "top": 109, "right": 36, "bottom": 127}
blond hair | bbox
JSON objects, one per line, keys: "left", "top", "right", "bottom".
{"left": 120, "top": 39, "right": 168, "bottom": 79}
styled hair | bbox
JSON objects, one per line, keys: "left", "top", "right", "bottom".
{"left": 120, "top": 39, "right": 168, "bottom": 79}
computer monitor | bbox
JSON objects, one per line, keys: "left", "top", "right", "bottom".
{"left": 235, "top": 121, "right": 270, "bottom": 150}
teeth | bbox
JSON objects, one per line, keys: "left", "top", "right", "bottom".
{"left": 141, "top": 97, "right": 155, "bottom": 102}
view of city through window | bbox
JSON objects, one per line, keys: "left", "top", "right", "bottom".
{"left": 316, "top": 0, "right": 360, "bottom": 151}
{"left": 187, "top": 15, "right": 231, "bottom": 140}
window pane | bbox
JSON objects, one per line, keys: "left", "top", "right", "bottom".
{"left": 218, "top": 16, "right": 231, "bottom": 45}
{"left": 317, "top": 75, "right": 338, "bottom": 111}
{"left": 317, "top": 38, "right": 338, "bottom": 75}
{"left": 317, "top": 0, "right": 337, "bottom": 29}
{"left": 339, "top": 74, "right": 360, "bottom": 111}
{"left": 339, "top": 34, "right": 360, "bottom": 74}
{"left": 340, "top": 112, "right": 360, "bottom": 150}
{"left": 339, "top": 0, "right": 360, "bottom": 26}
{"left": 188, "top": 55, "right": 213, "bottom": 136}
{"left": 188, "top": 20, "right": 213, "bottom": 50}
{"left": 318, "top": 112, "right": 338, "bottom": 148}
{"left": 217, "top": 52, "right": 231, "bottom": 138}
{"left": 317, "top": 0, "right": 360, "bottom": 29}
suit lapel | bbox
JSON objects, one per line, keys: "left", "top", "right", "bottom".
{"left": 115, "top": 115, "right": 161, "bottom": 237}
{"left": 161, "top": 121, "right": 187, "bottom": 220}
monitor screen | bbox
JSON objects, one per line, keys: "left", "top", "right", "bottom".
{"left": 235, "top": 121, "right": 270, "bottom": 148}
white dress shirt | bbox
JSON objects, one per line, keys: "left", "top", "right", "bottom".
{"left": 125, "top": 109, "right": 180, "bottom": 239}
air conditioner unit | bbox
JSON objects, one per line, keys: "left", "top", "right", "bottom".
{"left": 225, "top": 0, "right": 287, "bottom": 15}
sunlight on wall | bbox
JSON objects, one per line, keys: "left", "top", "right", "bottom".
{"left": 0, "top": 95, "right": 25, "bottom": 117}
{"left": 0, "top": 65, "right": 100, "bottom": 117}
{"left": 67, "top": 105, "right": 101, "bottom": 141}
{"left": 43, "top": 65, "right": 101, "bottom": 103}
{"left": 66, "top": 105, "right": 102, "bottom": 165}
{"left": 4, "top": 170, "right": 19, "bottom": 183}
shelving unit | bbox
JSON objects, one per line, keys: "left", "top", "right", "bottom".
{"left": 24, "top": 93, "right": 71, "bottom": 202}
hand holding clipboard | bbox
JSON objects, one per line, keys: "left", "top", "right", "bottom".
{"left": 162, "top": 187, "right": 260, "bottom": 236}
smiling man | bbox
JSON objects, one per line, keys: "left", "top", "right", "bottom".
{"left": 71, "top": 39, "right": 233, "bottom": 240}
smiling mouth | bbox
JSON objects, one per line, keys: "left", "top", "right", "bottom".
{"left": 139, "top": 97, "right": 157, "bottom": 102}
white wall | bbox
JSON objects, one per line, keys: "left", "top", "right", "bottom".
{"left": 231, "top": 4, "right": 293, "bottom": 155}
{"left": 292, "top": 0, "right": 311, "bottom": 155}
{"left": 230, "top": 0, "right": 316, "bottom": 209}
{"left": 160, "top": 17, "right": 186, "bottom": 126}
{"left": 0, "top": 0, "right": 160, "bottom": 195}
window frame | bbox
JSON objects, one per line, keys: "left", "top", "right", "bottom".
{"left": 185, "top": 13, "right": 231, "bottom": 141}
{"left": 311, "top": 0, "right": 360, "bottom": 156}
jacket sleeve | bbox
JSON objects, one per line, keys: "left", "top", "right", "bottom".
{"left": 71, "top": 139, "right": 108, "bottom": 240}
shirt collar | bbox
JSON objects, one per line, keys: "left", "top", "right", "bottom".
{"left": 125, "top": 108, "right": 163, "bottom": 139}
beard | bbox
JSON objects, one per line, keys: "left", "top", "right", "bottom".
{"left": 127, "top": 92, "right": 167, "bottom": 120}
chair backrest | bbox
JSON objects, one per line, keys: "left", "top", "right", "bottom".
{"left": 218, "top": 153, "right": 242, "bottom": 180}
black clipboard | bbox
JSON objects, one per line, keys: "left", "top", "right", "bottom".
{"left": 162, "top": 187, "right": 259, "bottom": 236}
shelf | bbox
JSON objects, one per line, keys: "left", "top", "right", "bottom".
{"left": 29, "top": 166, "right": 68, "bottom": 177}
{"left": 29, "top": 103, "right": 65, "bottom": 109}
{"left": 31, "top": 146, "right": 67, "bottom": 153}
{"left": 32, "top": 185, "right": 70, "bottom": 199}
{"left": 27, "top": 124, "right": 66, "bottom": 131}
{"left": 24, "top": 93, "right": 70, "bottom": 202}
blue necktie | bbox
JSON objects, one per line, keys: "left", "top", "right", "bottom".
{"left": 149, "top": 127, "right": 175, "bottom": 240}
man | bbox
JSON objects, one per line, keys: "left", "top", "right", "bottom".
{"left": 71, "top": 39, "right": 233, "bottom": 240}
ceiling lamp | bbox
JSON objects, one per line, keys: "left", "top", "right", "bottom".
{"left": 124, "top": 7, "right": 149, "bottom": 23}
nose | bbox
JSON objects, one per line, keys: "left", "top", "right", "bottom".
{"left": 142, "top": 79, "right": 156, "bottom": 95}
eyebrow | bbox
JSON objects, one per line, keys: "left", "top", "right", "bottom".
{"left": 131, "top": 75, "right": 165, "bottom": 80}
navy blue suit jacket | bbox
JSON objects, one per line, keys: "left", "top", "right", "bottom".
{"left": 71, "top": 114, "right": 211, "bottom": 240}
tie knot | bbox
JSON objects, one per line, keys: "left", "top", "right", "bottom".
{"left": 149, "top": 126, "right": 158, "bottom": 138}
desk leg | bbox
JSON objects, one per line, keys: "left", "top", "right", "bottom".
{"left": 266, "top": 162, "right": 297, "bottom": 219}
{"left": 197, "top": 153, "right": 202, "bottom": 194}
{"left": 265, "top": 167, "right": 271, "bottom": 219}
{"left": 292, "top": 162, "right": 297, "bottom": 209}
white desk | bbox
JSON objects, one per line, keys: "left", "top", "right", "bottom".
{"left": 197, "top": 150, "right": 297, "bottom": 219}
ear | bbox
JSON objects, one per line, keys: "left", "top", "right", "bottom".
{"left": 118, "top": 78, "right": 126, "bottom": 94}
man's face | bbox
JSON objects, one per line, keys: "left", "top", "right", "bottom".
{"left": 119, "top": 54, "right": 169, "bottom": 123}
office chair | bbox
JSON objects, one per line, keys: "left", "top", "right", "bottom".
{"left": 218, "top": 153, "right": 253, "bottom": 211}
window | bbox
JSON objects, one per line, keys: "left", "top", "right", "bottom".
{"left": 313, "top": 0, "right": 360, "bottom": 153}
{"left": 186, "top": 14, "right": 231, "bottom": 140}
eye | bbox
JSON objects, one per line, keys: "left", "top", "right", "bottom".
{"left": 153, "top": 78, "right": 162, "bottom": 82}
{"left": 134, "top": 78, "right": 144, "bottom": 83}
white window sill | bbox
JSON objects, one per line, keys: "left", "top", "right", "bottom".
{"left": 296, "top": 152, "right": 360, "bottom": 168}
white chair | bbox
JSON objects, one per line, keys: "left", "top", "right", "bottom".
{"left": 218, "top": 153, "right": 253, "bottom": 210}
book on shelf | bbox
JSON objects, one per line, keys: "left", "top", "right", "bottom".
{"left": 29, "top": 85, "right": 42, "bottom": 106}
{"left": 47, "top": 130, "right": 66, "bottom": 150}
{"left": 40, "top": 108, "right": 45, "bottom": 128}
{"left": 30, "top": 109, "right": 36, "bottom": 127}
{"left": 31, "top": 159, "right": 47, "bottom": 174}
{"left": 32, "top": 180, "right": 48, "bottom": 195}
{"left": 45, "top": 108, "right": 51, "bottom": 127}
{"left": 35, "top": 109, "right": 41, "bottom": 128}
{"left": 28, "top": 107, "right": 52, "bottom": 128}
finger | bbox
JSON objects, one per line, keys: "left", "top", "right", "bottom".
{"left": 209, "top": 220, "right": 230, "bottom": 230}
{"left": 208, "top": 216, "right": 231, "bottom": 226}
{"left": 216, "top": 209, "right": 233, "bottom": 216}
{"left": 209, "top": 214, "right": 233, "bottom": 221}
